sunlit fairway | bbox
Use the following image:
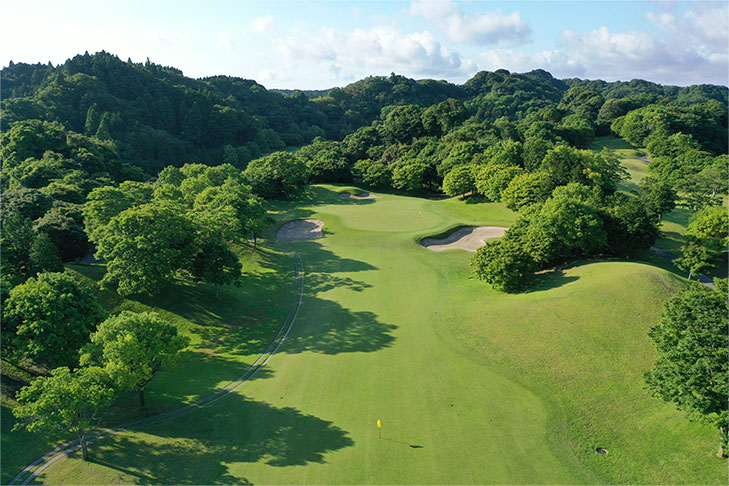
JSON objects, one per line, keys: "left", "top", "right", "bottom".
{"left": 591, "top": 135, "right": 650, "bottom": 194}
{"left": 5, "top": 185, "right": 724, "bottom": 484}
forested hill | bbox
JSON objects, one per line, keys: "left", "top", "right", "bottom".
{"left": 3, "top": 51, "right": 727, "bottom": 175}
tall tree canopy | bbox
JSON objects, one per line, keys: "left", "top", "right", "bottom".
{"left": 645, "top": 281, "right": 729, "bottom": 457}
{"left": 3, "top": 272, "right": 105, "bottom": 369}
{"left": 81, "top": 311, "right": 189, "bottom": 409}
{"left": 13, "top": 366, "right": 116, "bottom": 460}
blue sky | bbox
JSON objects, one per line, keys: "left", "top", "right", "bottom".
{"left": 3, "top": 1, "right": 727, "bottom": 89}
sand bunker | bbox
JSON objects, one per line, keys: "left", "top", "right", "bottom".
{"left": 277, "top": 219, "right": 324, "bottom": 241}
{"left": 421, "top": 226, "right": 508, "bottom": 252}
{"left": 339, "top": 191, "right": 380, "bottom": 200}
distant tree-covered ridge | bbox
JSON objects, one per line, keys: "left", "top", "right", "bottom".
{"left": 3, "top": 52, "right": 727, "bottom": 174}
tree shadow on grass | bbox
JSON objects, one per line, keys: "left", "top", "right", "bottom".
{"left": 62, "top": 395, "right": 354, "bottom": 484}
{"left": 192, "top": 240, "right": 395, "bottom": 357}
{"left": 519, "top": 267, "right": 580, "bottom": 294}
{"left": 101, "top": 358, "right": 276, "bottom": 426}
{"left": 294, "top": 185, "right": 377, "bottom": 207}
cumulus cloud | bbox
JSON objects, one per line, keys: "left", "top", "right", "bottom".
{"left": 554, "top": 3, "right": 728, "bottom": 85}
{"left": 478, "top": 49, "right": 585, "bottom": 78}
{"left": 409, "top": 0, "right": 531, "bottom": 45}
{"left": 475, "top": 3, "right": 728, "bottom": 86}
{"left": 276, "top": 25, "right": 476, "bottom": 84}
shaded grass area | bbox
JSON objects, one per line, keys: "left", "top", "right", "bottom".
{"left": 35, "top": 395, "right": 354, "bottom": 485}
{"left": 1, "top": 245, "right": 296, "bottom": 484}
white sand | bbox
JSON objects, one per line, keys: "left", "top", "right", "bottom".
{"left": 421, "top": 226, "right": 508, "bottom": 252}
{"left": 277, "top": 219, "right": 325, "bottom": 241}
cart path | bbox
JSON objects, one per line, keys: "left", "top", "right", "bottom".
{"left": 10, "top": 252, "right": 305, "bottom": 486}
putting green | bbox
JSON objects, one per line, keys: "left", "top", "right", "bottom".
{"left": 15, "top": 185, "right": 724, "bottom": 484}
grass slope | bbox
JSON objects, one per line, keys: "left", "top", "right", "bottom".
{"left": 23, "top": 185, "right": 724, "bottom": 484}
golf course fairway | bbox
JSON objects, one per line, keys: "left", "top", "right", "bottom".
{"left": 21, "top": 185, "right": 724, "bottom": 484}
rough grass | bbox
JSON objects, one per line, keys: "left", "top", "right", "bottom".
{"left": 5, "top": 184, "right": 725, "bottom": 484}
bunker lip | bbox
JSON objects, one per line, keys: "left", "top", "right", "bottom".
{"left": 277, "top": 219, "right": 325, "bottom": 241}
{"left": 339, "top": 191, "right": 380, "bottom": 200}
{"left": 421, "top": 226, "right": 508, "bottom": 252}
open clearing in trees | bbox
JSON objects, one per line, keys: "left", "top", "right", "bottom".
{"left": 4, "top": 184, "right": 724, "bottom": 485}
{"left": 421, "top": 226, "right": 508, "bottom": 252}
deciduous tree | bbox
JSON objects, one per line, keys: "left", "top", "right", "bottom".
{"left": 81, "top": 311, "right": 189, "bottom": 409}
{"left": 13, "top": 366, "right": 116, "bottom": 460}
{"left": 95, "top": 203, "right": 197, "bottom": 296}
{"left": 3, "top": 272, "right": 105, "bottom": 369}
{"left": 645, "top": 282, "right": 729, "bottom": 457}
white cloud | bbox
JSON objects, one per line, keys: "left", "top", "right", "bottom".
{"left": 552, "top": 3, "right": 729, "bottom": 86}
{"left": 409, "top": 0, "right": 531, "bottom": 45}
{"left": 474, "top": 3, "right": 728, "bottom": 87}
{"left": 478, "top": 49, "right": 585, "bottom": 79}
{"left": 275, "top": 25, "right": 476, "bottom": 85}
{"left": 249, "top": 16, "right": 274, "bottom": 35}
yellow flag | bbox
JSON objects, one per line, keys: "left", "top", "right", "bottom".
{"left": 377, "top": 420, "right": 382, "bottom": 428}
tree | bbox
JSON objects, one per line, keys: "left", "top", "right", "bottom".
{"left": 352, "top": 159, "right": 392, "bottom": 188}
{"left": 638, "top": 176, "right": 677, "bottom": 219}
{"left": 0, "top": 213, "right": 36, "bottom": 282}
{"left": 33, "top": 202, "right": 88, "bottom": 262}
{"left": 540, "top": 145, "right": 625, "bottom": 193}
{"left": 382, "top": 105, "right": 423, "bottom": 144}
{"left": 501, "top": 171, "right": 551, "bottom": 211}
{"left": 0, "top": 119, "right": 67, "bottom": 169}
{"left": 442, "top": 165, "right": 475, "bottom": 197}
{"left": 475, "top": 164, "right": 524, "bottom": 202}
{"left": 13, "top": 366, "right": 116, "bottom": 460}
{"left": 391, "top": 162, "right": 430, "bottom": 192}
{"left": 29, "top": 232, "right": 64, "bottom": 275}
{"left": 296, "top": 139, "right": 350, "bottom": 182}
{"left": 192, "top": 236, "right": 242, "bottom": 298}
{"left": 524, "top": 189, "right": 607, "bottom": 265}
{"left": 244, "top": 152, "right": 308, "bottom": 198}
{"left": 675, "top": 240, "right": 714, "bottom": 281}
{"left": 191, "top": 178, "right": 268, "bottom": 245}
{"left": 95, "top": 203, "right": 197, "bottom": 296}
{"left": 84, "top": 182, "right": 153, "bottom": 242}
{"left": 686, "top": 206, "right": 728, "bottom": 253}
{"left": 3, "top": 272, "right": 105, "bottom": 369}
{"left": 471, "top": 238, "right": 536, "bottom": 292}
{"left": 679, "top": 169, "right": 724, "bottom": 210}
{"left": 645, "top": 282, "right": 728, "bottom": 457}
{"left": 80, "top": 311, "right": 189, "bottom": 409}
{"left": 604, "top": 196, "right": 660, "bottom": 256}
{"left": 1, "top": 187, "right": 52, "bottom": 221}
{"left": 421, "top": 98, "right": 468, "bottom": 136}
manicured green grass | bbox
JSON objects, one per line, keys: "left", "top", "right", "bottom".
{"left": 19, "top": 184, "right": 723, "bottom": 485}
{"left": 591, "top": 135, "right": 650, "bottom": 194}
